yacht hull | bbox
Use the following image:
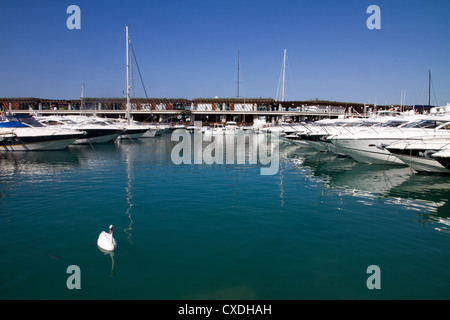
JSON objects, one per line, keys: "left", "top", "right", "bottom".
{"left": 141, "top": 129, "right": 157, "bottom": 138}
{"left": 387, "top": 147, "right": 449, "bottom": 173}
{"left": 330, "top": 138, "right": 405, "bottom": 165}
{"left": 74, "top": 132, "right": 121, "bottom": 144}
{"left": 0, "top": 133, "right": 82, "bottom": 151}
{"left": 119, "top": 128, "right": 149, "bottom": 140}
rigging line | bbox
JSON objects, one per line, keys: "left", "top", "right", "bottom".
{"left": 129, "top": 41, "right": 154, "bottom": 123}
{"left": 419, "top": 76, "right": 428, "bottom": 106}
{"left": 276, "top": 55, "right": 283, "bottom": 101}
{"left": 430, "top": 75, "right": 440, "bottom": 107}
{"left": 286, "top": 54, "right": 296, "bottom": 101}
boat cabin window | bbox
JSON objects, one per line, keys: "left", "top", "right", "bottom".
{"left": 60, "top": 119, "right": 77, "bottom": 124}
{"left": 94, "top": 121, "right": 108, "bottom": 126}
{"left": 41, "top": 120, "right": 62, "bottom": 126}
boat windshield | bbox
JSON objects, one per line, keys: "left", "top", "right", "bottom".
{"left": 61, "top": 119, "right": 77, "bottom": 124}
{"left": 6, "top": 115, "right": 44, "bottom": 127}
{"left": 356, "top": 121, "right": 379, "bottom": 127}
{"left": 334, "top": 121, "right": 363, "bottom": 127}
{"left": 42, "top": 118, "right": 77, "bottom": 125}
{"left": 90, "top": 119, "right": 115, "bottom": 126}
{"left": 405, "top": 120, "right": 449, "bottom": 129}
{"left": 373, "top": 120, "right": 408, "bottom": 127}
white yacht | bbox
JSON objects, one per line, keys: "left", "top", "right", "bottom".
{"left": 224, "top": 121, "right": 242, "bottom": 135}
{"left": 63, "top": 115, "right": 124, "bottom": 143}
{"left": 326, "top": 115, "right": 438, "bottom": 165}
{"left": 0, "top": 115, "right": 84, "bottom": 151}
{"left": 186, "top": 122, "right": 203, "bottom": 133}
{"left": 105, "top": 117, "right": 156, "bottom": 139}
{"left": 296, "top": 117, "right": 368, "bottom": 153}
{"left": 37, "top": 115, "right": 123, "bottom": 144}
{"left": 203, "top": 123, "right": 226, "bottom": 135}
{"left": 168, "top": 122, "right": 187, "bottom": 132}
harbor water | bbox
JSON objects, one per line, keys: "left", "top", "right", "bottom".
{"left": 0, "top": 135, "right": 449, "bottom": 299}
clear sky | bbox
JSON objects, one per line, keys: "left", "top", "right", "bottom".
{"left": 0, "top": 0, "right": 449, "bottom": 105}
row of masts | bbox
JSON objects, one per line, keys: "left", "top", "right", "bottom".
{"left": 236, "top": 48, "right": 288, "bottom": 102}
{"left": 83, "top": 27, "right": 436, "bottom": 118}
{"left": 82, "top": 27, "right": 285, "bottom": 120}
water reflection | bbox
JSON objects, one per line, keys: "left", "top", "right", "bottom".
{"left": 0, "top": 149, "right": 80, "bottom": 175}
{"left": 98, "top": 247, "right": 116, "bottom": 278}
{"left": 282, "top": 142, "right": 450, "bottom": 233}
{"left": 117, "top": 140, "right": 136, "bottom": 245}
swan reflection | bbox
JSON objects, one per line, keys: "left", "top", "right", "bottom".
{"left": 98, "top": 247, "right": 116, "bottom": 278}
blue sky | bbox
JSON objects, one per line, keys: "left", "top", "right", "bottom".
{"left": 0, "top": 0, "right": 449, "bottom": 105}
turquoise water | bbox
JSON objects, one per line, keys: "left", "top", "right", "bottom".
{"left": 0, "top": 136, "right": 449, "bottom": 299}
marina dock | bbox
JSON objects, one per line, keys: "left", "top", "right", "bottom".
{"left": 0, "top": 97, "right": 409, "bottom": 123}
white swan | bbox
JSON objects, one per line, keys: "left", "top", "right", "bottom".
{"left": 97, "top": 225, "right": 117, "bottom": 251}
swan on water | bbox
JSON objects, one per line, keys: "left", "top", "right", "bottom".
{"left": 97, "top": 225, "right": 117, "bottom": 251}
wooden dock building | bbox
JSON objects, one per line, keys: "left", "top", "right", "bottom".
{"left": 0, "top": 97, "right": 402, "bottom": 123}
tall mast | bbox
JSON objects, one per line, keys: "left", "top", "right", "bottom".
{"left": 281, "top": 49, "right": 286, "bottom": 102}
{"left": 236, "top": 49, "right": 240, "bottom": 99}
{"left": 428, "top": 70, "right": 431, "bottom": 106}
{"left": 126, "top": 26, "right": 131, "bottom": 123}
{"left": 81, "top": 83, "right": 85, "bottom": 115}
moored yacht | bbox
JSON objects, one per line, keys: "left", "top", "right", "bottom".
{"left": 327, "top": 116, "right": 443, "bottom": 165}
{"left": 0, "top": 115, "right": 84, "bottom": 151}
{"left": 186, "top": 122, "right": 203, "bottom": 133}
{"left": 105, "top": 117, "right": 154, "bottom": 139}
{"left": 203, "top": 123, "right": 226, "bottom": 135}
{"left": 297, "top": 117, "right": 367, "bottom": 153}
{"left": 37, "top": 115, "right": 123, "bottom": 144}
{"left": 168, "top": 122, "right": 187, "bottom": 132}
{"left": 224, "top": 121, "right": 242, "bottom": 135}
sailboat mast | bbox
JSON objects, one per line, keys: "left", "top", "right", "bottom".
{"left": 81, "top": 83, "right": 85, "bottom": 115}
{"left": 126, "top": 26, "right": 131, "bottom": 123}
{"left": 281, "top": 49, "right": 286, "bottom": 102}
{"left": 428, "top": 70, "right": 431, "bottom": 106}
{"left": 237, "top": 49, "right": 240, "bottom": 99}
